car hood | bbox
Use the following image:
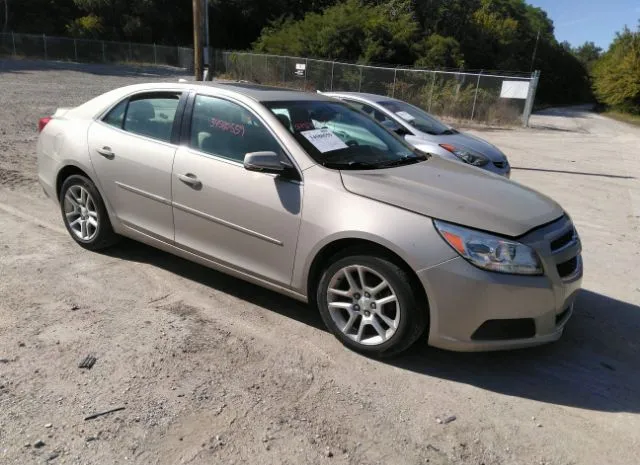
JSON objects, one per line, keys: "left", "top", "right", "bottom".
{"left": 418, "top": 131, "right": 507, "bottom": 162}
{"left": 340, "top": 157, "right": 563, "bottom": 237}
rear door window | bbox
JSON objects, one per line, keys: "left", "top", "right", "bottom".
{"left": 103, "top": 100, "right": 127, "bottom": 128}
{"left": 123, "top": 94, "right": 181, "bottom": 142}
{"left": 101, "top": 92, "right": 181, "bottom": 143}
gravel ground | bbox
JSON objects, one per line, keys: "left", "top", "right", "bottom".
{"left": 1, "top": 60, "right": 640, "bottom": 465}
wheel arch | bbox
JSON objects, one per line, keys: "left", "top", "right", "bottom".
{"left": 55, "top": 162, "right": 118, "bottom": 227}
{"left": 56, "top": 164, "right": 92, "bottom": 200}
{"left": 305, "top": 237, "right": 430, "bottom": 318}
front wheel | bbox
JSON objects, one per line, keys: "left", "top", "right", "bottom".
{"left": 316, "top": 253, "right": 427, "bottom": 357}
{"left": 59, "top": 174, "right": 118, "bottom": 251}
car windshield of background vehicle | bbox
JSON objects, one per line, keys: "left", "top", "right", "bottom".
{"left": 265, "top": 101, "right": 428, "bottom": 170}
{"left": 377, "top": 101, "right": 456, "bottom": 136}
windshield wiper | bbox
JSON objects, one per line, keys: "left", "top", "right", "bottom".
{"left": 321, "top": 160, "right": 379, "bottom": 170}
{"left": 373, "top": 155, "right": 426, "bottom": 168}
{"left": 438, "top": 129, "right": 457, "bottom": 135}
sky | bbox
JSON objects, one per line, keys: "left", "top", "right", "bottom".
{"left": 527, "top": 0, "right": 640, "bottom": 49}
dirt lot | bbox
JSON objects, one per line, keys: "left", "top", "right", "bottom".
{"left": 1, "top": 60, "right": 639, "bottom": 465}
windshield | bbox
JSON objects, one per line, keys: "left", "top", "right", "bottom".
{"left": 265, "top": 101, "right": 428, "bottom": 170}
{"left": 378, "top": 100, "right": 455, "bottom": 136}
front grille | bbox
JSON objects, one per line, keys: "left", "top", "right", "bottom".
{"left": 551, "top": 229, "right": 575, "bottom": 251}
{"left": 493, "top": 161, "right": 507, "bottom": 169}
{"left": 471, "top": 318, "right": 536, "bottom": 341}
{"left": 557, "top": 257, "right": 578, "bottom": 278}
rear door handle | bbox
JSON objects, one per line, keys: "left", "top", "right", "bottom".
{"left": 97, "top": 147, "right": 115, "bottom": 159}
{"left": 177, "top": 173, "right": 202, "bottom": 189}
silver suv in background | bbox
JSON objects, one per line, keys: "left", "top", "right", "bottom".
{"left": 37, "top": 83, "right": 580, "bottom": 357}
{"left": 323, "top": 92, "right": 511, "bottom": 177}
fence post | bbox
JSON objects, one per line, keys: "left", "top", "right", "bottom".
{"left": 330, "top": 61, "right": 335, "bottom": 91}
{"left": 304, "top": 57, "right": 308, "bottom": 90}
{"left": 102, "top": 40, "right": 106, "bottom": 62}
{"left": 522, "top": 70, "right": 540, "bottom": 127}
{"left": 43, "top": 33, "right": 47, "bottom": 60}
{"left": 128, "top": 42, "right": 133, "bottom": 62}
{"left": 428, "top": 71, "right": 436, "bottom": 112}
{"left": 11, "top": 32, "right": 16, "bottom": 57}
{"left": 470, "top": 70, "right": 482, "bottom": 121}
{"left": 358, "top": 65, "right": 363, "bottom": 92}
{"left": 153, "top": 43, "right": 157, "bottom": 65}
{"left": 282, "top": 56, "right": 286, "bottom": 85}
{"left": 73, "top": 38, "right": 78, "bottom": 62}
{"left": 392, "top": 67, "right": 397, "bottom": 97}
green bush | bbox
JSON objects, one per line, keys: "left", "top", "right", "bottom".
{"left": 592, "top": 25, "right": 640, "bottom": 114}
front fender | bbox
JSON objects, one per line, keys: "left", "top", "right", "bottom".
{"left": 290, "top": 166, "right": 457, "bottom": 294}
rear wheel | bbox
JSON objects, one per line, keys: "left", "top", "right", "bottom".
{"left": 316, "top": 253, "right": 427, "bottom": 357}
{"left": 59, "top": 175, "right": 118, "bottom": 250}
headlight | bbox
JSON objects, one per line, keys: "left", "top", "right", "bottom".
{"left": 439, "top": 143, "right": 489, "bottom": 167}
{"left": 434, "top": 220, "right": 543, "bottom": 275}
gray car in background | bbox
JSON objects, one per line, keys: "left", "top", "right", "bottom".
{"left": 37, "top": 82, "right": 580, "bottom": 357}
{"left": 324, "top": 92, "right": 511, "bottom": 177}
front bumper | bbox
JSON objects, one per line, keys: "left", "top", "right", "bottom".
{"left": 419, "top": 216, "right": 582, "bottom": 351}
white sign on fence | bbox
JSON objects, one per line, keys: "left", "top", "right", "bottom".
{"left": 500, "top": 80, "right": 530, "bottom": 99}
{"left": 295, "top": 63, "right": 306, "bottom": 77}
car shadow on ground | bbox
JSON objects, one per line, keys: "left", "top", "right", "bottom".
{"left": 103, "top": 238, "right": 324, "bottom": 331}
{"left": 106, "top": 239, "right": 640, "bottom": 414}
{"left": 392, "top": 289, "right": 640, "bottom": 413}
{"left": 0, "top": 59, "right": 188, "bottom": 78}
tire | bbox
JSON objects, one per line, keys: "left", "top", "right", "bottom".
{"left": 316, "top": 252, "right": 428, "bottom": 357}
{"left": 59, "top": 174, "right": 118, "bottom": 251}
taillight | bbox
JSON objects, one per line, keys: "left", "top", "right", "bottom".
{"left": 38, "top": 117, "right": 52, "bottom": 133}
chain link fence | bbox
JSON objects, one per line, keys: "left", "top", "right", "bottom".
{"left": 210, "top": 50, "right": 540, "bottom": 126}
{"left": 0, "top": 32, "right": 194, "bottom": 69}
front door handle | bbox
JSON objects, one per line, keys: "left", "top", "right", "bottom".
{"left": 177, "top": 173, "right": 202, "bottom": 189}
{"left": 97, "top": 147, "right": 115, "bottom": 159}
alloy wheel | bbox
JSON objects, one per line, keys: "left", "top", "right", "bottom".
{"left": 63, "top": 185, "right": 99, "bottom": 241}
{"left": 326, "top": 265, "right": 401, "bottom": 345}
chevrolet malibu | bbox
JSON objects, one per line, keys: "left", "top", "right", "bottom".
{"left": 323, "top": 91, "right": 511, "bottom": 177}
{"left": 37, "top": 82, "right": 582, "bottom": 357}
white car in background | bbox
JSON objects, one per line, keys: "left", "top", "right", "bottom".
{"left": 323, "top": 92, "right": 511, "bottom": 177}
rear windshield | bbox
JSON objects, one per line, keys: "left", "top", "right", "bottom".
{"left": 264, "top": 100, "right": 428, "bottom": 170}
{"left": 378, "top": 100, "right": 454, "bottom": 136}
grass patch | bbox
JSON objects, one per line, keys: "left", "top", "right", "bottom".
{"left": 604, "top": 111, "right": 640, "bottom": 127}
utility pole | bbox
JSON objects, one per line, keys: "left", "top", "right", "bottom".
{"left": 203, "top": 0, "right": 209, "bottom": 62}
{"left": 530, "top": 28, "right": 540, "bottom": 72}
{"left": 192, "top": 0, "right": 203, "bottom": 81}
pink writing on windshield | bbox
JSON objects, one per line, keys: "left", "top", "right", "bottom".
{"left": 209, "top": 118, "right": 245, "bottom": 136}
{"left": 294, "top": 121, "right": 315, "bottom": 131}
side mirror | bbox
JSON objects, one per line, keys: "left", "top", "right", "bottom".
{"left": 243, "top": 151, "right": 285, "bottom": 174}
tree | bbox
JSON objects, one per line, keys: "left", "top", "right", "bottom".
{"left": 592, "top": 25, "right": 640, "bottom": 113}
{"left": 254, "top": 0, "right": 419, "bottom": 65}
{"left": 573, "top": 41, "right": 602, "bottom": 69}
{"left": 66, "top": 14, "right": 103, "bottom": 38}
{"left": 413, "top": 34, "right": 463, "bottom": 69}
{"left": 6, "top": 0, "right": 78, "bottom": 35}
{"left": 2, "top": 0, "right": 8, "bottom": 33}
{"left": 208, "top": 0, "right": 338, "bottom": 50}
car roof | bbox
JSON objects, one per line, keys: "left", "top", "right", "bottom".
{"left": 208, "top": 82, "right": 317, "bottom": 101}
{"left": 323, "top": 91, "right": 396, "bottom": 104}
{"left": 152, "top": 81, "right": 335, "bottom": 102}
